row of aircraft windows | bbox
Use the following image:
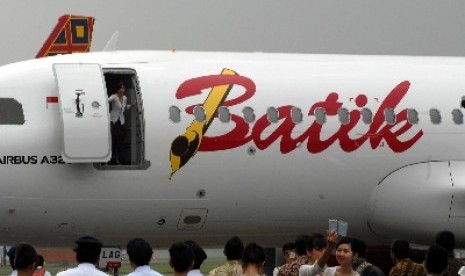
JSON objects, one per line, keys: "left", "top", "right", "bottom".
{"left": 169, "top": 106, "right": 465, "bottom": 125}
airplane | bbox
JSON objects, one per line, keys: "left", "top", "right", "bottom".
{"left": 0, "top": 46, "right": 464, "bottom": 254}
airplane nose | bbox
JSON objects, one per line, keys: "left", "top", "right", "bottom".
{"left": 367, "top": 162, "right": 453, "bottom": 243}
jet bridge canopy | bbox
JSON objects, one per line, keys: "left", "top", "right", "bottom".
{"left": 53, "top": 63, "right": 111, "bottom": 163}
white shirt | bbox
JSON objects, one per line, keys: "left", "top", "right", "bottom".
{"left": 127, "top": 265, "right": 164, "bottom": 276}
{"left": 188, "top": 269, "right": 205, "bottom": 276}
{"left": 56, "top": 263, "right": 108, "bottom": 276}
{"left": 321, "top": 267, "right": 359, "bottom": 276}
{"left": 8, "top": 270, "right": 17, "bottom": 276}
{"left": 108, "top": 94, "right": 128, "bottom": 124}
{"left": 459, "top": 266, "right": 465, "bottom": 276}
{"left": 299, "top": 263, "right": 324, "bottom": 276}
{"left": 273, "top": 267, "right": 279, "bottom": 276}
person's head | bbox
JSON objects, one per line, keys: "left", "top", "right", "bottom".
{"left": 15, "top": 243, "right": 37, "bottom": 274}
{"left": 310, "top": 234, "right": 326, "bottom": 262}
{"left": 281, "top": 242, "right": 296, "bottom": 264}
{"left": 435, "top": 230, "right": 455, "bottom": 256}
{"left": 242, "top": 243, "right": 266, "bottom": 273}
{"left": 351, "top": 238, "right": 367, "bottom": 259}
{"left": 116, "top": 81, "right": 126, "bottom": 94}
{"left": 224, "top": 236, "right": 244, "bottom": 261}
{"left": 295, "top": 235, "right": 312, "bottom": 256}
{"left": 185, "top": 240, "right": 207, "bottom": 269}
{"left": 169, "top": 242, "right": 194, "bottom": 273}
{"left": 74, "top": 236, "right": 103, "bottom": 264}
{"left": 36, "top": 255, "right": 45, "bottom": 268}
{"left": 7, "top": 246, "right": 16, "bottom": 269}
{"left": 391, "top": 240, "right": 410, "bottom": 261}
{"left": 424, "top": 244, "right": 448, "bottom": 275}
{"left": 127, "top": 238, "right": 153, "bottom": 268}
{"left": 335, "top": 237, "right": 357, "bottom": 267}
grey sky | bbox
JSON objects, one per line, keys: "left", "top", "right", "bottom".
{"left": 0, "top": 0, "right": 464, "bottom": 65}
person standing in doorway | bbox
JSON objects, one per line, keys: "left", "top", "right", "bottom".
{"left": 108, "top": 81, "right": 134, "bottom": 165}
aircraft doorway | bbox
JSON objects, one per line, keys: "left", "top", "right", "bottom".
{"left": 94, "top": 69, "right": 150, "bottom": 170}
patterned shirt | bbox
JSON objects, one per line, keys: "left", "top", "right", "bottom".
{"left": 389, "top": 259, "right": 426, "bottom": 276}
{"left": 209, "top": 260, "right": 243, "bottom": 276}
{"left": 278, "top": 255, "right": 312, "bottom": 276}
{"left": 353, "top": 258, "right": 384, "bottom": 276}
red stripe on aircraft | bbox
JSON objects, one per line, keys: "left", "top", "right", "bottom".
{"left": 46, "top": 96, "right": 58, "bottom": 103}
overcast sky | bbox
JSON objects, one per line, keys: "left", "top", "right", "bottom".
{"left": 0, "top": 0, "right": 464, "bottom": 65}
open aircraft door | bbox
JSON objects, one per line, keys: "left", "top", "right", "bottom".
{"left": 53, "top": 63, "right": 111, "bottom": 163}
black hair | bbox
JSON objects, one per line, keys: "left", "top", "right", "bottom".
{"left": 185, "top": 240, "right": 207, "bottom": 269}
{"left": 36, "top": 255, "right": 45, "bottom": 268}
{"left": 391, "top": 240, "right": 410, "bottom": 259}
{"left": 312, "top": 234, "right": 327, "bottom": 251}
{"left": 336, "top": 237, "right": 355, "bottom": 252}
{"left": 74, "top": 236, "right": 102, "bottom": 264}
{"left": 7, "top": 246, "right": 16, "bottom": 269}
{"left": 224, "top": 236, "right": 244, "bottom": 260}
{"left": 295, "top": 235, "right": 312, "bottom": 255}
{"left": 435, "top": 230, "right": 455, "bottom": 255}
{"left": 282, "top": 242, "right": 295, "bottom": 253}
{"left": 76, "top": 247, "right": 101, "bottom": 264}
{"left": 351, "top": 238, "right": 367, "bottom": 258}
{"left": 425, "top": 244, "right": 448, "bottom": 274}
{"left": 15, "top": 243, "right": 37, "bottom": 270}
{"left": 116, "top": 81, "right": 125, "bottom": 90}
{"left": 242, "top": 243, "right": 265, "bottom": 267}
{"left": 127, "top": 238, "right": 153, "bottom": 267}
{"left": 169, "top": 242, "right": 194, "bottom": 273}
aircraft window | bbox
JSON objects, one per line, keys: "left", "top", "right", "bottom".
{"left": 407, "top": 109, "right": 419, "bottom": 124}
{"left": 384, "top": 108, "right": 396, "bottom": 125}
{"left": 430, "top": 109, "right": 441, "bottom": 124}
{"left": 194, "top": 106, "right": 206, "bottom": 122}
{"left": 243, "top": 107, "right": 255, "bottom": 123}
{"left": 169, "top": 106, "right": 181, "bottom": 123}
{"left": 291, "top": 107, "right": 303, "bottom": 124}
{"left": 314, "top": 107, "right": 326, "bottom": 125}
{"left": 461, "top": 96, "right": 465, "bottom": 108}
{"left": 0, "top": 98, "right": 25, "bottom": 125}
{"left": 267, "top": 107, "right": 279, "bottom": 123}
{"left": 218, "top": 106, "right": 231, "bottom": 123}
{"left": 361, "top": 108, "right": 372, "bottom": 124}
{"left": 338, "top": 108, "right": 349, "bottom": 125}
{"left": 452, "top": 109, "right": 463, "bottom": 125}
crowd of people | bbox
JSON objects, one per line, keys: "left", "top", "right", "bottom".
{"left": 4, "top": 230, "right": 465, "bottom": 276}
{"left": 274, "top": 230, "right": 464, "bottom": 276}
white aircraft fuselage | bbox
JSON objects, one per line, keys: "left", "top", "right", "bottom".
{"left": 1, "top": 50, "right": 464, "bottom": 247}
